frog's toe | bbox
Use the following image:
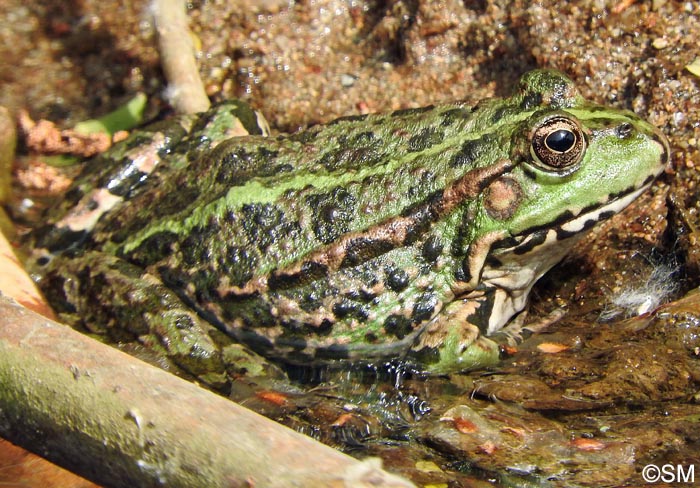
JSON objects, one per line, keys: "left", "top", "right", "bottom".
{"left": 410, "top": 321, "right": 501, "bottom": 375}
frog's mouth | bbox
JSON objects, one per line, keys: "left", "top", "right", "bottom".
{"left": 502, "top": 181, "right": 654, "bottom": 256}
{"left": 555, "top": 183, "right": 654, "bottom": 240}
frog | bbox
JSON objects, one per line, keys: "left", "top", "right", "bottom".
{"left": 27, "top": 69, "right": 669, "bottom": 376}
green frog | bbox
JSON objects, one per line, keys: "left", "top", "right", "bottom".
{"left": 28, "top": 70, "right": 669, "bottom": 376}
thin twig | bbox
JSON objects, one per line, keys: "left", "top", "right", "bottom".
{"left": 152, "top": 0, "right": 210, "bottom": 114}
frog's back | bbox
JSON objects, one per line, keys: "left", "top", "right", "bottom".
{"left": 31, "top": 93, "right": 507, "bottom": 360}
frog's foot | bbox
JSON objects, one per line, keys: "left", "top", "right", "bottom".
{"left": 489, "top": 308, "right": 566, "bottom": 346}
{"left": 409, "top": 301, "right": 501, "bottom": 375}
{"left": 409, "top": 302, "right": 565, "bottom": 374}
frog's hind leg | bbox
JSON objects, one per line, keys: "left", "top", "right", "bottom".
{"left": 409, "top": 298, "right": 502, "bottom": 374}
{"left": 36, "top": 251, "right": 268, "bottom": 382}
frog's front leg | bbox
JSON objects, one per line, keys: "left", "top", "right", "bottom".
{"left": 409, "top": 285, "right": 535, "bottom": 374}
{"left": 37, "top": 251, "right": 231, "bottom": 381}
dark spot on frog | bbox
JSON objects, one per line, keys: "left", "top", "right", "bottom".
{"left": 297, "top": 281, "right": 336, "bottom": 313}
{"left": 450, "top": 135, "right": 494, "bottom": 168}
{"left": 412, "top": 292, "right": 438, "bottom": 323}
{"left": 95, "top": 159, "right": 148, "bottom": 198}
{"left": 225, "top": 101, "right": 268, "bottom": 135}
{"left": 555, "top": 217, "right": 599, "bottom": 240}
{"left": 407, "top": 127, "right": 444, "bottom": 152}
{"left": 268, "top": 260, "right": 329, "bottom": 290}
{"left": 63, "top": 186, "right": 84, "bottom": 206}
{"left": 218, "top": 292, "right": 277, "bottom": 328}
{"left": 364, "top": 331, "right": 379, "bottom": 343}
{"left": 214, "top": 246, "right": 258, "bottom": 287}
{"left": 215, "top": 148, "right": 253, "bottom": 184}
{"left": 39, "top": 271, "right": 76, "bottom": 314}
{"left": 307, "top": 187, "right": 357, "bottom": 244}
{"left": 439, "top": 107, "right": 470, "bottom": 127}
{"left": 320, "top": 145, "right": 381, "bottom": 171}
{"left": 332, "top": 299, "right": 369, "bottom": 322}
{"left": 83, "top": 198, "right": 98, "bottom": 211}
{"left": 485, "top": 255, "right": 503, "bottom": 268}
{"left": 514, "top": 229, "right": 549, "bottom": 255}
{"left": 279, "top": 316, "right": 334, "bottom": 338}
{"left": 353, "top": 131, "right": 376, "bottom": 144}
{"left": 489, "top": 235, "right": 520, "bottom": 252}
{"left": 173, "top": 313, "right": 197, "bottom": 333}
{"left": 466, "top": 293, "right": 496, "bottom": 335}
{"left": 32, "top": 225, "right": 90, "bottom": 253}
{"left": 400, "top": 191, "right": 442, "bottom": 244}
{"left": 588, "top": 117, "right": 618, "bottom": 129}
{"left": 257, "top": 146, "right": 281, "bottom": 163}
{"left": 385, "top": 266, "right": 409, "bottom": 292}
{"left": 34, "top": 255, "right": 50, "bottom": 267}
{"left": 288, "top": 128, "right": 318, "bottom": 144}
{"left": 344, "top": 286, "right": 378, "bottom": 303}
{"left": 158, "top": 265, "right": 190, "bottom": 291}
{"left": 320, "top": 131, "right": 384, "bottom": 171}
{"left": 180, "top": 225, "right": 219, "bottom": 266}
{"left": 407, "top": 170, "right": 436, "bottom": 199}
{"left": 126, "top": 231, "right": 179, "bottom": 267}
{"left": 616, "top": 122, "right": 634, "bottom": 139}
{"left": 187, "top": 101, "right": 236, "bottom": 134}
{"left": 421, "top": 236, "right": 444, "bottom": 263}
{"left": 340, "top": 237, "right": 395, "bottom": 268}
{"left": 454, "top": 259, "right": 471, "bottom": 283}
{"left": 322, "top": 205, "right": 341, "bottom": 224}
{"left": 383, "top": 314, "right": 413, "bottom": 339}
{"left": 327, "top": 113, "right": 370, "bottom": 125}
{"left": 145, "top": 119, "right": 192, "bottom": 154}
{"left": 449, "top": 205, "right": 481, "bottom": 258}
{"left": 390, "top": 105, "right": 435, "bottom": 117}
{"left": 191, "top": 268, "right": 222, "bottom": 304}
{"left": 491, "top": 106, "right": 518, "bottom": 124}
{"left": 520, "top": 92, "right": 543, "bottom": 110}
{"left": 214, "top": 146, "right": 285, "bottom": 185}
{"left": 241, "top": 203, "right": 300, "bottom": 252}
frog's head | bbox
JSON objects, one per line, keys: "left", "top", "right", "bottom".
{"left": 463, "top": 70, "right": 669, "bottom": 330}
{"left": 493, "top": 104, "right": 670, "bottom": 240}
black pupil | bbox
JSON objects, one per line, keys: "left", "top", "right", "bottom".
{"left": 545, "top": 129, "right": 575, "bottom": 153}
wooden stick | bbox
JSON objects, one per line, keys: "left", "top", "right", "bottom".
{"left": 152, "top": 0, "right": 210, "bottom": 114}
{"left": 0, "top": 296, "right": 414, "bottom": 487}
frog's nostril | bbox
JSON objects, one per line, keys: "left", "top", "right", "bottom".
{"left": 616, "top": 122, "right": 633, "bottom": 139}
{"left": 652, "top": 126, "right": 671, "bottom": 166}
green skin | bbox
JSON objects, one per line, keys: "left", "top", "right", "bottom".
{"left": 29, "top": 70, "right": 669, "bottom": 375}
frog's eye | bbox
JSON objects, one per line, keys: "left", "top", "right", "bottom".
{"left": 530, "top": 115, "right": 586, "bottom": 172}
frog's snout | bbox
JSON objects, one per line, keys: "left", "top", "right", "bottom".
{"left": 652, "top": 125, "right": 671, "bottom": 169}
